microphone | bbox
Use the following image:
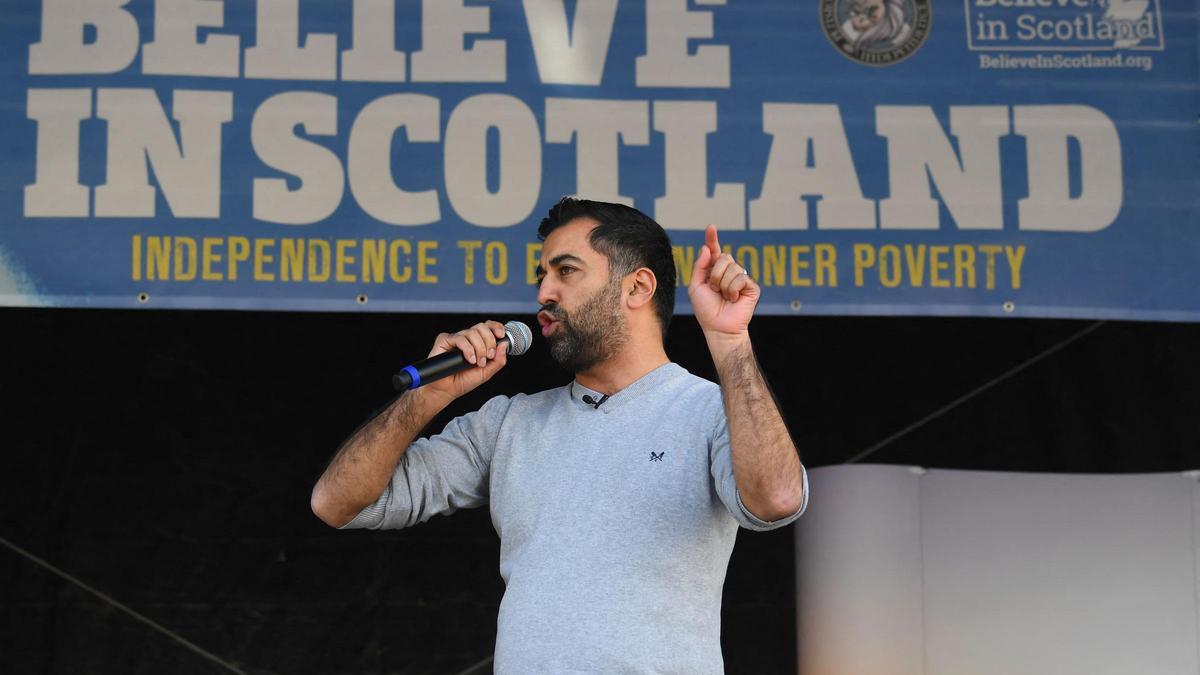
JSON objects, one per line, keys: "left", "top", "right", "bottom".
{"left": 581, "top": 393, "right": 609, "bottom": 409}
{"left": 392, "top": 321, "right": 533, "bottom": 391}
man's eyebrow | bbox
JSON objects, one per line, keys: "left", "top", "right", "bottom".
{"left": 536, "top": 253, "right": 586, "bottom": 280}
{"left": 547, "top": 253, "right": 584, "bottom": 268}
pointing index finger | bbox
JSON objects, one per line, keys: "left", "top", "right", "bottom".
{"left": 705, "top": 224, "right": 721, "bottom": 258}
{"left": 689, "top": 225, "right": 720, "bottom": 292}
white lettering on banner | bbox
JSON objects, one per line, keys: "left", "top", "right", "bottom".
{"left": 348, "top": 94, "right": 442, "bottom": 226}
{"left": 968, "top": 0, "right": 1164, "bottom": 52}
{"left": 252, "top": 92, "right": 344, "bottom": 225}
{"left": 22, "top": 86, "right": 1125, "bottom": 234}
{"left": 653, "top": 101, "right": 745, "bottom": 229}
{"left": 523, "top": 0, "right": 618, "bottom": 85}
{"left": 21, "top": 0, "right": 1128, "bottom": 234}
{"left": 444, "top": 95, "right": 541, "bottom": 227}
{"left": 94, "top": 89, "right": 232, "bottom": 218}
{"left": 26, "top": 0, "right": 735, "bottom": 87}
{"left": 244, "top": 0, "right": 337, "bottom": 80}
{"left": 411, "top": 0, "right": 506, "bottom": 83}
{"left": 1012, "top": 13, "right": 1159, "bottom": 44}
{"left": 1015, "top": 105, "right": 1122, "bottom": 232}
{"left": 25, "top": 89, "right": 91, "bottom": 217}
{"left": 974, "top": 0, "right": 1091, "bottom": 8}
{"left": 750, "top": 104, "right": 1119, "bottom": 231}
{"left": 341, "top": 0, "right": 407, "bottom": 83}
{"left": 750, "top": 104, "right": 875, "bottom": 231}
{"left": 877, "top": 106, "right": 1009, "bottom": 230}
{"left": 143, "top": 0, "right": 240, "bottom": 78}
{"left": 29, "top": 0, "right": 138, "bottom": 74}
{"left": 545, "top": 98, "right": 649, "bottom": 207}
{"left": 636, "top": 0, "right": 730, "bottom": 88}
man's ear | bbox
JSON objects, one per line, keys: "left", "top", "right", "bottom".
{"left": 626, "top": 268, "right": 658, "bottom": 310}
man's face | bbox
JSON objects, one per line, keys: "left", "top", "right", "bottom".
{"left": 535, "top": 218, "right": 629, "bottom": 373}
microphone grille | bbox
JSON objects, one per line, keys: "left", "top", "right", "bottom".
{"left": 503, "top": 321, "right": 533, "bottom": 356}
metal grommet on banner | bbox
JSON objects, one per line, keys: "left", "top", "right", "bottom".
{"left": 356, "top": 294, "right": 368, "bottom": 305}
{"left": 137, "top": 292, "right": 149, "bottom": 304}
{"left": 1002, "top": 301, "right": 1016, "bottom": 313}
{"left": 790, "top": 300, "right": 803, "bottom": 312}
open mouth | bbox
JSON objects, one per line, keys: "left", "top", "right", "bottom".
{"left": 537, "top": 311, "right": 560, "bottom": 337}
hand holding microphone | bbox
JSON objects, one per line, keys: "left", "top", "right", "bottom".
{"left": 393, "top": 320, "right": 533, "bottom": 397}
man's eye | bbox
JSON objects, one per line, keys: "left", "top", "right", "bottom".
{"left": 560, "top": 266, "right": 575, "bottom": 276}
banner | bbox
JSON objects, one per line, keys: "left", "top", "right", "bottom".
{"left": 2, "top": 0, "right": 1196, "bottom": 319}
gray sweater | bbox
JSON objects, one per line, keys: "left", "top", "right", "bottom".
{"left": 343, "top": 362, "right": 808, "bottom": 674}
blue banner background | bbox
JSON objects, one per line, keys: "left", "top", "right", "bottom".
{"left": 1, "top": 0, "right": 1196, "bottom": 320}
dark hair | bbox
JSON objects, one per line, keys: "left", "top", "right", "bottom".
{"left": 538, "top": 197, "right": 676, "bottom": 339}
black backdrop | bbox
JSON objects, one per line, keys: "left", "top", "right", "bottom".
{"left": 2, "top": 307, "right": 1197, "bottom": 674}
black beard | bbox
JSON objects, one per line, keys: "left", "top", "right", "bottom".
{"left": 544, "top": 279, "right": 628, "bottom": 373}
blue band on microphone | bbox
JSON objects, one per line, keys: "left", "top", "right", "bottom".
{"left": 403, "top": 365, "right": 421, "bottom": 388}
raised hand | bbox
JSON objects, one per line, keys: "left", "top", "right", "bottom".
{"left": 687, "top": 225, "right": 760, "bottom": 342}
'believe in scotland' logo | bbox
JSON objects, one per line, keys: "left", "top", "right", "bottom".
{"left": 821, "top": 0, "right": 933, "bottom": 65}
{"left": 965, "top": 0, "right": 1164, "bottom": 52}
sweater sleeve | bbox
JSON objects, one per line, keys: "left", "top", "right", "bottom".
{"left": 708, "top": 393, "right": 809, "bottom": 531}
{"left": 341, "top": 394, "right": 512, "bottom": 530}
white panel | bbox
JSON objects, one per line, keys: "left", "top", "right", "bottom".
{"left": 921, "top": 470, "right": 1199, "bottom": 675}
{"left": 795, "top": 465, "right": 925, "bottom": 675}
{"left": 1194, "top": 472, "right": 1200, "bottom": 668}
{"left": 796, "top": 466, "right": 1200, "bottom": 675}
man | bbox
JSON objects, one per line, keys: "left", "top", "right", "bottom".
{"left": 311, "top": 198, "right": 808, "bottom": 673}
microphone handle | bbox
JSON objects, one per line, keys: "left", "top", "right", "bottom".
{"left": 392, "top": 337, "right": 511, "bottom": 391}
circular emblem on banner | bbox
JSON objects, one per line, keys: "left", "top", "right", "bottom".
{"left": 820, "top": 0, "right": 932, "bottom": 66}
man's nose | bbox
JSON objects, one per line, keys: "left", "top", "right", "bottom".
{"left": 536, "top": 277, "right": 558, "bottom": 307}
